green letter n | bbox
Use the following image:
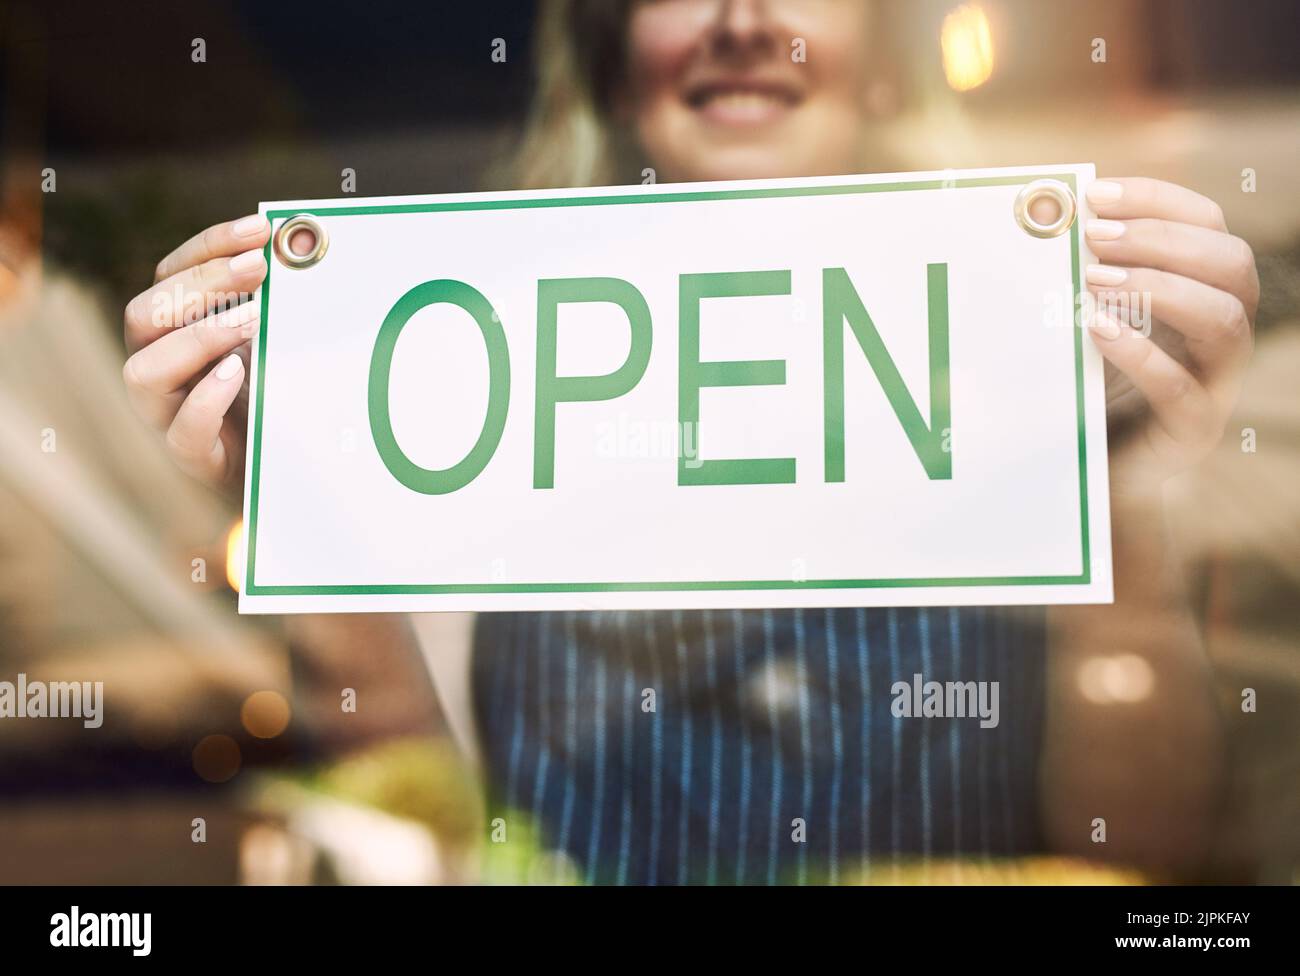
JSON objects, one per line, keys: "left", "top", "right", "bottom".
{"left": 823, "top": 264, "right": 951, "bottom": 481}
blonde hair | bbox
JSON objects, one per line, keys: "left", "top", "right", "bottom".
{"left": 513, "top": 0, "right": 635, "bottom": 189}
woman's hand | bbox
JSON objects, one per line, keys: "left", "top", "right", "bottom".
{"left": 122, "top": 215, "right": 271, "bottom": 491}
{"left": 1083, "top": 177, "right": 1257, "bottom": 490}
{"left": 1041, "top": 178, "right": 1254, "bottom": 870}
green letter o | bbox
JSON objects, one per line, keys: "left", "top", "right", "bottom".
{"left": 368, "top": 279, "right": 510, "bottom": 494}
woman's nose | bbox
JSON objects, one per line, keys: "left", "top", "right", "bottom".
{"left": 710, "top": 0, "right": 777, "bottom": 56}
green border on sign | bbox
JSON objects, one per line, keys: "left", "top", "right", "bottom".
{"left": 246, "top": 174, "right": 1090, "bottom": 596}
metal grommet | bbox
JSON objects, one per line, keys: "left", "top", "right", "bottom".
{"left": 1013, "top": 179, "right": 1077, "bottom": 239}
{"left": 273, "top": 214, "right": 329, "bottom": 269}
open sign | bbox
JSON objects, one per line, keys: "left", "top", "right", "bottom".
{"left": 240, "top": 166, "right": 1112, "bottom": 613}
{"left": 367, "top": 263, "right": 952, "bottom": 496}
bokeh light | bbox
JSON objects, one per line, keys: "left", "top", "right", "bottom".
{"left": 1077, "top": 654, "right": 1156, "bottom": 705}
{"left": 225, "top": 519, "right": 244, "bottom": 592}
{"left": 941, "top": 4, "right": 995, "bottom": 92}
{"left": 192, "top": 733, "right": 242, "bottom": 783}
{"left": 241, "top": 690, "right": 292, "bottom": 739}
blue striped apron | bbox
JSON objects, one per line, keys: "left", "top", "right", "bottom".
{"left": 472, "top": 606, "right": 1046, "bottom": 884}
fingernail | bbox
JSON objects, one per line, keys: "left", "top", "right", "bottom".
{"left": 1086, "top": 263, "right": 1128, "bottom": 286}
{"left": 1089, "top": 310, "right": 1122, "bottom": 340}
{"left": 1086, "top": 219, "right": 1126, "bottom": 241}
{"left": 1086, "top": 181, "right": 1123, "bottom": 206}
{"left": 232, "top": 214, "right": 268, "bottom": 238}
{"left": 229, "top": 248, "right": 266, "bottom": 274}
{"left": 216, "top": 353, "right": 243, "bottom": 381}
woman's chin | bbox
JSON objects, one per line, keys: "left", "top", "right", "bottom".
{"left": 655, "top": 144, "right": 861, "bottom": 184}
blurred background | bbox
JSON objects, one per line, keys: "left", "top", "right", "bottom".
{"left": 0, "top": 0, "right": 1297, "bottom": 884}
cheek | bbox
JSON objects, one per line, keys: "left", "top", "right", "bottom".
{"left": 626, "top": 9, "right": 709, "bottom": 106}
{"left": 789, "top": 10, "right": 874, "bottom": 102}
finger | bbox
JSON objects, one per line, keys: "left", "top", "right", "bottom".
{"left": 1085, "top": 218, "right": 1259, "bottom": 317}
{"left": 154, "top": 214, "right": 270, "bottom": 283}
{"left": 125, "top": 247, "right": 267, "bottom": 353}
{"left": 1085, "top": 177, "right": 1227, "bottom": 232}
{"left": 1085, "top": 309, "right": 1223, "bottom": 451}
{"left": 165, "top": 353, "right": 245, "bottom": 484}
{"left": 123, "top": 301, "right": 259, "bottom": 429}
{"left": 1085, "top": 263, "right": 1253, "bottom": 385}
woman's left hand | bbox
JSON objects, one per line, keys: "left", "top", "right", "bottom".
{"left": 1083, "top": 177, "right": 1257, "bottom": 490}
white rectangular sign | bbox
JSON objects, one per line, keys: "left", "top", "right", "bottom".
{"left": 239, "top": 164, "right": 1112, "bottom": 614}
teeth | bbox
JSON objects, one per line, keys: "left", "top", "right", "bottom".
{"left": 705, "top": 91, "right": 785, "bottom": 109}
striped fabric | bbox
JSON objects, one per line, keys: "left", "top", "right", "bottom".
{"left": 472, "top": 606, "right": 1046, "bottom": 885}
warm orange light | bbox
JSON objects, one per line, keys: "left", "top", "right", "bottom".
{"left": 241, "top": 690, "right": 292, "bottom": 739}
{"left": 941, "top": 4, "right": 995, "bottom": 93}
{"left": 225, "top": 519, "right": 244, "bottom": 592}
{"left": 1077, "top": 655, "right": 1155, "bottom": 705}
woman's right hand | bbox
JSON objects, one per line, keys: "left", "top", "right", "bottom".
{"left": 122, "top": 214, "right": 271, "bottom": 492}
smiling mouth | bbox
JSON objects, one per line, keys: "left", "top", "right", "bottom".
{"left": 685, "top": 82, "right": 802, "bottom": 125}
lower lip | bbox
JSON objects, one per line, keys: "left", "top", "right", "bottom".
{"left": 691, "top": 94, "right": 795, "bottom": 126}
